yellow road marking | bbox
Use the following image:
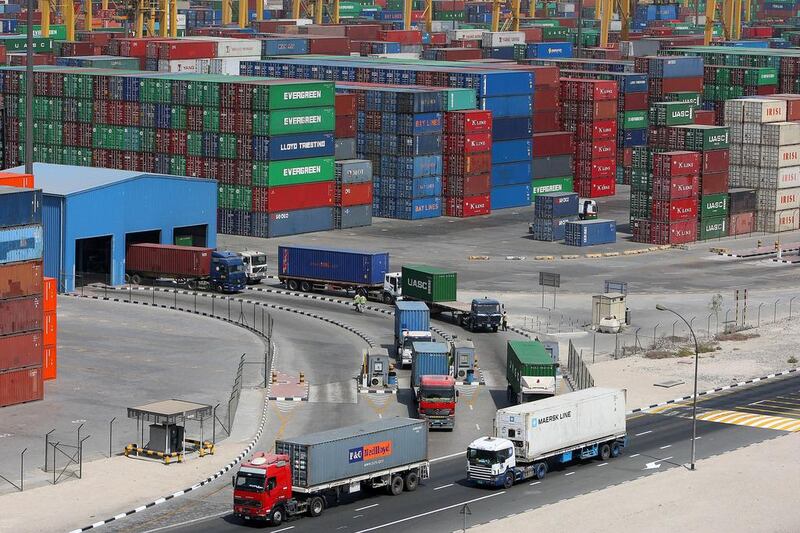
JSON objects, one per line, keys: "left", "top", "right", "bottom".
{"left": 696, "top": 409, "right": 800, "bottom": 432}
{"left": 752, "top": 399, "right": 800, "bottom": 409}
{"left": 736, "top": 406, "right": 800, "bottom": 417}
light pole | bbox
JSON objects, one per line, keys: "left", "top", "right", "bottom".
{"left": 25, "top": 0, "right": 33, "bottom": 174}
{"left": 656, "top": 304, "right": 699, "bottom": 471}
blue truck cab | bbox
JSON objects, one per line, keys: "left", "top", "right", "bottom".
{"left": 211, "top": 251, "right": 247, "bottom": 293}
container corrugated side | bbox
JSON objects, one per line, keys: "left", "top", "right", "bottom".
{"left": 0, "top": 332, "right": 43, "bottom": 370}
{"left": 125, "top": 244, "right": 212, "bottom": 278}
{"left": 411, "top": 342, "right": 451, "bottom": 387}
{"left": 401, "top": 265, "right": 457, "bottom": 302}
{"left": 0, "top": 225, "right": 44, "bottom": 265}
{"left": 275, "top": 418, "right": 427, "bottom": 489}
{"left": 278, "top": 245, "right": 389, "bottom": 285}
{"left": 0, "top": 260, "right": 43, "bottom": 300}
{"left": 0, "top": 296, "right": 43, "bottom": 336}
{"left": 0, "top": 187, "right": 42, "bottom": 228}
{"left": 0, "top": 366, "right": 44, "bottom": 407}
{"left": 395, "top": 301, "right": 430, "bottom": 340}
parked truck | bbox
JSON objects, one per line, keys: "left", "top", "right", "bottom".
{"left": 394, "top": 301, "right": 432, "bottom": 367}
{"left": 125, "top": 243, "right": 246, "bottom": 293}
{"left": 401, "top": 265, "right": 502, "bottom": 332}
{"left": 233, "top": 418, "right": 429, "bottom": 525}
{"left": 277, "top": 245, "right": 401, "bottom": 303}
{"left": 236, "top": 250, "right": 268, "bottom": 284}
{"left": 467, "top": 387, "right": 627, "bottom": 488}
{"left": 506, "top": 340, "right": 559, "bottom": 404}
{"left": 411, "top": 341, "right": 457, "bottom": 429}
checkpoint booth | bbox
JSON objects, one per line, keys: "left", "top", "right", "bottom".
{"left": 125, "top": 400, "right": 215, "bottom": 464}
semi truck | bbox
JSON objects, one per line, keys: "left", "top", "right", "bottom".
{"left": 506, "top": 340, "right": 559, "bottom": 404}
{"left": 394, "top": 300, "right": 432, "bottom": 367}
{"left": 236, "top": 250, "right": 268, "bottom": 284}
{"left": 411, "top": 342, "right": 457, "bottom": 429}
{"left": 125, "top": 243, "right": 246, "bottom": 293}
{"left": 277, "top": 245, "right": 401, "bottom": 303}
{"left": 401, "top": 265, "right": 502, "bottom": 332}
{"left": 233, "top": 418, "right": 429, "bottom": 525}
{"left": 466, "top": 388, "right": 627, "bottom": 488}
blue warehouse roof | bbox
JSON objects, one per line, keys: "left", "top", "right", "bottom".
{"left": 4, "top": 163, "right": 214, "bottom": 197}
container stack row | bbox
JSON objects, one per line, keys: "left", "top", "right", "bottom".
{"left": 443, "top": 110, "right": 492, "bottom": 217}
{"left": 702, "top": 64, "right": 779, "bottom": 125}
{"left": 335, "top": 93, "right": 357, "bottom": 160}
{"left": 334, "top": 159, "right": 373, "bottom": 229}
{"left": 530, "top": 191, "right": 579, "bottom": 242}
{"left": 0, "top": 183, "right": 45, "bottom": 408}
{"left": 726, "top": 97, "right": 800, "bottom": 233}
{"left": 531, "top": 65, "right": 574, "bottom": 198}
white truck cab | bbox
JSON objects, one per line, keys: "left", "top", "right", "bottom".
{"left": 399, "top": 330, "right": 433, "bottom": 367}
{"left": 237, "top": 251, "right": 268, "bottom": 284}
{"left": 382, "top": 272, "right": 402, "bottom": 304}
{"left": 466, "top": 436, "right": 516, "bottom": 486}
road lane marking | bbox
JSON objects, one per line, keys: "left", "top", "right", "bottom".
{"left": 434, "top": 484, "right": 454, "bottom": 491}
{"left": 476, "top": 424, "right": 480, "bottom": 430}
{"left": 470, "top": 404, "right": 473, "bottom": 410}
{"left": 597, "top": 462, "right": 608, "bottom": 467}
{"left": 355, "top": 504, "right": 379, "bottom": 511}
{"left": 432, "top": 451, "right": 465, "bottom": 463}
{"left": 273, "top": 527, "right": 295, "bottom": 533}
{"left": 353, "top": 515, "right": 363, "bottom": 519}
{"left": 660, "top": 445, "right": 672, "bottom": 449}
{"left": 697, "top": 409, "right": 800, "bottom": 432}
{"left": 629, "top": 454, "right": 640, "bottom": 458}
{"left": 635, "top": 430, "right": 653, "bottom": 436}
{"left": 529, "top": 481, "right": 541, "bottom": 486}
{"left": 353, "top": 491, "right": 506, "bottom": 532}
{"left": 140, "top": 511, "right": 230, "bottom": 533}
{"left": 565, "top": 472, "right": 575, "bottom": 476}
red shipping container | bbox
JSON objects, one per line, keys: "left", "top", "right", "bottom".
{"left": 576, "top": 120, "right": 617, "bottom": 140}
{"left": 729, "top": 211, "right": 755, "bottom": 236}
{"left": 531, "top": 66, "right": 560, "bottom": 87}
{"left": 345, "top": 24, "right": 382, "bottom": 40}
{"left": 266, "top": 182, "right": 334, "bottom": 213}
{"left": 624, "top": 92, "right": 649, "bottom": 110}
{"left": 0, "top": 332, "right": 43, "bottom": 371}
{"left": 159, "top": 40, "right": 217, "bottom": 60}
{"left": 335, "top": 115, "right": 356, "bottom": 138}
{"left": 306, "top": 36, "right": 350, "bottom": 55}
{"left": 533, "top": 110, "right": 561, "bottom": 132}
{"left": 379, "top": 30, "right": 422, "bottom": 44}
{"left": 0, "top": 296, "right": 42, "bottom": 336}
{"left": 576, "top": 177, "right": 616, "bottom": 198}
{"left": 576, "top": 79, "right": 619, "bottom": 101}
{"left": 631, "top": 218, "right": 651, "bottom": 243}
{"left": 429, "top": 32, "right": 447, "bottom": 45}
{"left": 0, "top": 367, "right": 43, "bottom": 408}
{"left": 437, "top": 48, "right": 482, "bottom": 61}
{"left": 575, "top": 100, "right": 618, "bottom": 120}
{"left": 43, "top": 277, "right": 57, "bottom": 311}
{"left": 43, "top": 344, "right": 56, "bottom": 381}
{"left": 653, "top": 151, "right": 701, "bottom": 177}
{"left": 444, "top": 173, "right": 491, "bottom": 196}
{"left": 650, "top": 220, "right": 697, "bottom": 245}
{"left": 522, "top": 27, "right": 544, "bottom": 42}
{"left": 652, "top": 174, "right": 698, "bottom": 200}
{"left": 339, "top": 182, "right": 373, "bottom": 206}
{"left": 445, "top": 110, "right": 492, "bottom": 134}
{"left": 533, "top": 85, "right": 560, "bottom": 110}
{"left": 0, "top": 261, "right": 43, "bottom": 300}
{"left": 576, "top": 139, "right": 616, "bottom": 160}
{"left": 335, "top": 94, "right": 356, "bottom": 117}
{"left": 444, "top": 152, "right": 492, "bottom": 177}
{"left": 700, "top": 171, "right": 729, "bottom": 195}
{"left": 702, "top": 149, "right": 729, "bottom": 174}
{"left": 450, "top": 39, "right": 481, "bottom": 48}
{"left": 694, "top": 110, "right": 716, "bottom": 125}
{"left": 622, "top": 148, "right": 633, "bottom": 167}
{"left": 651, "top": 76, "right": 704, "bottom": 95}
{"left": 533, "top": 132, "right": 574, "bottom": 157}
{"left": 444, "top": 194, "right": 491, "bottom": 217}
{"left": 576, "top": 158, "right": 616, "bottom": 179}
{"left": 43, "top": 310, "right": 56, "bottom": 347}
{"left": 125, "top": 244, "right": 213, "bottom": 278}
{"left": 447, "top": 133, "right": 492, "bottom": 154}
{"left": 652, "top": 197, "right": 698, "bottom": 222}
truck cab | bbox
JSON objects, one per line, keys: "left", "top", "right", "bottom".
{"left": 399, "top": 330, "right": 433, "bottom": 367}
{"left": 233, "top": 452, "right": 294, "bottom": 523}
{"left": 211, "top": 251, "right": 247, "bottom": 293}
{"left": 237, "top": 250, "right": 268, "bottom": 284}
{"left": 464, "top": 298, "right": 502, "bottom": 332}
{"left": 417, "top": 375, "right": 457, "bottom": 430}
{"left": 383, "top": 272, "right": 402, "bottom": 304}
{"left": 466, "top": 436, "right": 516, "bottom": 487}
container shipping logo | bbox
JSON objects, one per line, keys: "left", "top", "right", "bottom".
{"left": 531, "top": 410, "right": 571, "bottom": 428}
{"left": 349, "top": 441, "right": 393, "bottom": 464}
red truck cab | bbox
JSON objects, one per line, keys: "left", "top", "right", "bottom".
{"left": 417, "top": 375, "right": 457, "bottom": 430}
{"left": 233, "top": 452, "right": 293, "bottom": 523}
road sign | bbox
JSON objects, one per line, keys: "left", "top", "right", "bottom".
{"left": 539, "top": 272, "right": 560, "bottom": 288}
{"left": 604, "top": 280, "right": 627, "bottom": 295}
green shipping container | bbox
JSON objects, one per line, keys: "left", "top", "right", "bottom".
{"left": 401, "top": 265, "right": 457, "bottom": 302}
{"left": 665, "top": 92, "right": 702, "bottom": 107}
{"left": 700, "top": 193, "right": 728, "bottom": 218}
{"left": 442, "top": 88, "right": 477, "bottom": 111}
{"left": 506, "top": 340, "right": 557, "bottom": 396}
{"left": 19, "top": 24, "right": 67, "bottom": 39}
{"left": 681, "top": 125, "right": 730, "bottom": 150}
{"left": 255, "top": 107, "right": 336, "bottom": 136}
{"left": 252, "top": 81, "right": 336, "bottom": 110}
{"left": 621, "top": 110, "right": 648, "bottom": 130}
{"left": 650, "top": 101, "right": 695, "bottom": 126}
{"left": 531, "top": 176, "right": 573, "bottom": 197}
{"left": 218, "top": 185, "right": 252, "bottom": 211}
{"left": 264, "top": 156, "right": 334, "bottom": 187}
{"left": 698, "top": 216, "right": 728, "bottom": 240}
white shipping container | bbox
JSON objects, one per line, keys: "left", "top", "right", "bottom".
{"left": 558, "top": 3, "right": 576, "bottom": 12}
{"left": 740, "top": 122, "right": 762, "bottom": 144}
{"left": 757, "top": 187, "right": 800, "bottom": 212}
{"left": 728, "top": 142, "right": 743, "bottom": 165}
{"left": 757, "top": 208, "right": 800, "bottom": 232}
{"left": 430, "top": 21, "right": 456, "bottom": 32}
{"left": 209, "top": 56, "right": 260, "bottom": 75}
{"left": 762, "top": 122, "right": 800, "bottom": 146}
{"left": 494, "top": 387, "right": 626, "bottom": 463}
{"left": 481, "top": 31, "right": 526, "bottom": 47}
{"left": 742, "top": 98, "right": 787, "bottom": 123}
{"left": 740, "top": 144, "right": 761, "bottom": 166}
{"left": 157, "top": 59, "right": 209, "bottom": 73}
{"left": 761, "top": 144, "right": 800, "bottom": 168}
{"left": 448, "top": 29, "right": 486, "bottom": 41}
{"left": 216, "top": 39, "right": 262, "bottom": 58}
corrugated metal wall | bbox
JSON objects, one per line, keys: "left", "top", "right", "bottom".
{"left": 42, "top": 195, "right": 63, "bottom": 289}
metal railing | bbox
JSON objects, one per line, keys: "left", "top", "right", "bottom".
{"left": 567, "top": 340, "right": 594, "bottom": 390}
{"left": 214, "top": 354, "right": 246, "bottom": 439}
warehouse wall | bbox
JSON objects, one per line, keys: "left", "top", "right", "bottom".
{"left": 61, "top": 176, "right": 217, "bottom": 291}
{"left": 42, "top": 195, "right": 64, "bottom": 287}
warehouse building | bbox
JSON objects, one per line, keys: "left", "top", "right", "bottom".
{"left": 5, "top": 164, "right": 217, "bottom": 292}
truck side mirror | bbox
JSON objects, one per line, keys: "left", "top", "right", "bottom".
{"left": 231, "top": 475, "right": 236, "bottom": 489}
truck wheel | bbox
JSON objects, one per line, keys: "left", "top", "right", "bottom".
{"left": 403, "top": 471, "right": 419, "bottom": 492}
{"left": 287, "top": 280, "right": 299, "bottom": 291}
{"left": 492, "top": 326, "right": 498, "bottom": 332}
{"left": 269, "top": 505, "right": 285, "bottom": 526}
{"left": 611, "top": 442, "right": 622, "bottom": 458}
{"left": 131, "top": 274, "right": 142, "bottom": 285}
{"left": 356, "top": 288, "right": 368, "bottom": 298}
{"left": 383, "top": 293, "right": 394, "bottom": 305}
{"left": 534, "top": 462, "right": 548, "bottom": 480}
{"left": 186, "top": 280, "right": 197, "bottom": 290}
{"left": 308, "top": 496, "right": 324, "bottom": 517}
{"left": 300, "top": 281, "right": 312, "bottom": 292}
{"left": 600, "top": 443, "right": 611, "bottom": 461}
{"left": 503, "top": 473, "right": 514, "bottom": 489}
{"left": 389, "top": 475, "right": 404, "bottom": 495}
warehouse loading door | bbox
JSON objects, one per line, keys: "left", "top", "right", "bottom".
{"left": 173, "top": 225, "right": 207, "bottom": 247}
{"left": 125, "top": 230, "right": 162, "bottom": 251}
{"left": 75, "top": 236, "right": 112, "bottom": 287}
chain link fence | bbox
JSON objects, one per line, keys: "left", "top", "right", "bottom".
{"left": 567, "top": 340, "right": 594, "bottom": 390}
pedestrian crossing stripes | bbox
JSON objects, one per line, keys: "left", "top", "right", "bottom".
{"left": 695, "top": 409, "right": 800, "bottom": 432}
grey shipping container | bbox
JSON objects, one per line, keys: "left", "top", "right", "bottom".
{"left": 266, "top": 207, "right": 334, "bottom": 238}
{"left": 335, "top": 138, "right": 357, "bottom": 160}
{"left": 0, "top": 187, "right": 42, "bottom": 228}
{"left": 335, "top": 205, "right": 372, "bottom": 229}
{"left": 335, "top": 160, "right": 373, "bottom": 184}
{"left": 275, "top": 418, "right": 428, "bottom": 490}
{"left": 532, "top": 155, "right": 573, "bottom": 179}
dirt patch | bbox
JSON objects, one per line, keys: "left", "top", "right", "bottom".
{"left": 644, "top": 350, "right": 681, "bottom": 359}
{"left": 715, "top": 332, "right": 760, "bottom": 342}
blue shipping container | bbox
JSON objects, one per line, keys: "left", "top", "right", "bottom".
{"left": 479, "top": 95, "right": 532, "bottom": 118}
{"left": 621, "top": 128, "right": 648, "bottom": 147}
{"left": 0, "top": 187, "right": 42, "bottom": 228}
{"left": 382, "top": 155, "right": 443, "bottom": 179}
{"left": 527, "top": 42, "right": 573, "bottom": 59}
{"left": 0, "top": 225, "right": 43, "bottom": 265}
{"left": 648, "top": 57, "right": 703, "bottom": 78}
{"left": 535, "top": 192, "right": 579, "bottom": 218}
{"left": 484, "top": 47, "right": 516, "bottom": 60}
{"left": 565, "top": 219, "right": 617, "bottom": 246}
{"left": 266, "top": 132, "right": 336, "bottom": 161}
{"left": 493, "top": 139, "right": 533, "bottom": 164}
{"left": 267, "top": 206, "right": 334, "bottom": 238}
{"left": 491, "top": 184, "right": 532, "bottom": 209}
{"left": 262, "top": 37, "right": 309, "bottom": 56}
{"left": 394, "top": 196, "right": 442, "bottom": 219}
{"left": 531, "top": 216, "right": 578, "bottom": 242}
{"left": 380, "top": 176, "right": 442, "bottom": 199}
{"left": 411, "top": 341, "right": 450, "bottom": 387}
{"left": 278, "top": 244, "right": 389, "bottom": 285}
{"left": 395, "top": 301, "right": 431, "bottom": 341}
{"left": 493, "top": 117, "right": 533, "bottom": 141}
{"left": 492, "top": 161, "right": 533, "bottom": 187}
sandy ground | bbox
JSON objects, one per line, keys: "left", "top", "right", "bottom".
{"left": 471, "top": 432, "right": 800, "bottom": 533}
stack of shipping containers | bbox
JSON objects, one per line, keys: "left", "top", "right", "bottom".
{"left": 531, "top": 65, "right": 574, "bottom": 198}
{"left": 0, "top": 185, "right": 45, "bottom": 408}
{"left": 530, "top": 191, "right": 579, "bottom": 242}
{"left": 727, "top": 98, "right": 800, "bottom": 233}
{"left": 333, "top": 92, "right": 373, "bottom": 229}
{"left": 443, "top": 109, "right": 492, "bottom": 217}
{"left": 649, "top": 151, "right": 701, "bottom": 244}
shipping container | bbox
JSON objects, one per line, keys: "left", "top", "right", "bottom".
{"left": 411, "top": 341, "right": 450, "bottom": 387}
{"left": 532, "top": 176, "right": 573, "bottom": 197}
{"left": 0, "top": 296, "right": 42, "bottom": 336}
{"left": 0, "top": 260, "right": 43, "bottom": 300}
{"left": 126, "top": 244, "right": 212, "bottom": 278}
{"left": 0, "top": 366, "right": 44, "bottom": 408}
{"left": 267, "top": 132, "right": 336, "bottom": 161}
{"left": 728, "top": 189, "right": 757, "bottom": 215}
{"left": 261, "top": 181, "right": 334, "bottom": 213}
{"left": 43, "top": 310, "right": 56, "bottom": 347}
{"left": 444, "top": 194, "right": 491, "bottom": 217}
{"left": 0, "top": 332, "right": 43, "bottom": 371}
{"left": 757, "top": 208, "right": 799, "bottom": 232}
{"left": 652, "top": 197, "right": 699, "bottom": 222}
{"left": 335, "top": 160, "right": 372, "bottom": 184}
{"left": 729, "top": 211, "right": 755, "bottom": 235}
{"left": 253, "top": 207, "right": 334, "bottom": 238}
{"left": 42, "top": 344, "right": 56, "bottom": 381}
{"left": 698, "top": 217, "right": 728, "bottom": 240}
{"left": 0, "top": 187, "right": 42, "bottom": 228}
{"left": 277, "top": 245, "right": 389, "bottom": 285}
{"left": 757, "top": 188, "right": 800, "bottom": 212}
{"left": 531, "top": 216, "right": 578, "bottom": 242}
{"left": 565, "top": 219, "right": 617, "bottom": 246}
{"left": 700, "top": 193, "right": 729, "bottom": 218}
{"left": 0, "top": 172, "right": 34, "bottom": 188}
{"left": 395, "top": 301, "right": 430, "bottom": 342}
{"left": 274, "top": 418, "right": 427, "bottom": 489}
{"left": 42, "top": 277, "right": 56, "bottom": 310}
{"left": 335, "top": 205, "right": 372, "bottom": 229}
{"left": 534, "top": 192, "right": 579, "bottom": 218}
{"left": 650, "top": 220, "right": 698, "bottom": 245}
{"left": 401, "top": 265, "right": 457, "bottom": 303}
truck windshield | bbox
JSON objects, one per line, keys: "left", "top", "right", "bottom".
{"left": 226, "top": 262, "right": 244, "bottom": 273}
{"left": 473, "top": 303, "right": 500, "bottom": 314}
{"left": 467, "top": 448, "right": 503, "bottom": 466}
{"left": 421, "top": 387, "right": 454, "bottom": 401}
{"left": 252, "top": 255, "right": 267, "bottom": 266}
{"left": 235, "top": 472, "right": 266, "bottom": 493}
{"left": 403, "top": 337, "right": 431, "bottom": 350}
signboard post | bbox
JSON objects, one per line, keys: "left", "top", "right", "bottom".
{"left": 539, "top": 272, "right": 561, "bottom": 309}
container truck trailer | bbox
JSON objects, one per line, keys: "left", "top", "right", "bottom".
{"left": 467, "top": 388, "right": 627, "bottom": 488}
{"left": 277, "top": 245, "right": 401, "bottom": 303}
{"left": 125, "top": 244, "right": 246, "bottom": 293}
{"left": 401, "top": 265, "right": 503, "bottom": 332}
{"left": 395, "top": 300, "right": 432, "bottom": 367}
{"left": 233, "top": 418, "right": 429, "bottom": 525}
{"left": 506, "top": 340, "right": 559, "bottom": 404}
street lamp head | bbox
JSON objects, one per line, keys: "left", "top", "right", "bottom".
{"left": 656, "top": 304, "right": 667, "bottom": 311}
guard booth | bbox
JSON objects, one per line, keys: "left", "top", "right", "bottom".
{"left": 362, "top": 348, "right": 390, "bottom": 389}
{"left": 592, "top": 293, "right": 627, "bottom": 328}
{"left": 451, "top": 340, "right": 476, "bottom": 383}
{"left": 125, "top": 400, "right": 215, "bottom": 464}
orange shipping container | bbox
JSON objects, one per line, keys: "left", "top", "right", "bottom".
{"left": 0, "top": 366, "right": 43, "bottom": 407}
{"left": 43, "top": 344, "right": 57, "bottom": 381}
{"left": 43, "top": 311, "right": 57, "bottom": 347}
{"left": 0, "top": 260, "right": 43, "bottom": 300}
{"left": 43, "top": 277, "right": 57, "bottom": 312}
{"left": 0, "top": 172, "right": 34, "bottom": 189}
{"left": 0, "top": 332, "right": 43, "bottom": 370}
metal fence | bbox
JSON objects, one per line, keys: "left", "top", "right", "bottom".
{"left": 567, "top": 340, "right": 594, "bottom": 390}
{"left": 214, "top": 354, "right": 246, "bottom": 439}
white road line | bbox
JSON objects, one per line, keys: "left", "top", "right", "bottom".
{"left": 432, "top": 451, "right": 465, "bottom": 463}
{"left": 434, "top": 483, "right": 454, "bottom": 491}
{"left": 355, "top": 504, "right": 380, "bottom": 511}
{"left": 353, "top": 515, "right": 364, "bottom": 519}
{"left": 635, "top": 430, "right": 653, "bottom": 436}
{"left": 694, "top": 436, "right": 702, "bottom": 440}
{"left": 629, "top": 454, "right": 641, "bottom": 458}
{"left": 378, "top": 413, "right": 382, "bottom": 419}
{"left": 469, "top": 404, "right": 474, "bottom": 410}
{"left": 353, "top": 492, "right": 506, "bottom": 533}
{"left": 660, "top": 445, "right": 672, "bottom": 450}
{"left": 597, "top": 462, "right": 608, "bottom": 467}
{"left": 140, "top": 511, "right": 230, "bottom": 533}
{"left": 476, "top": 423, "right": 480, "bottom": 430}
{"left": 565, "top": 472, "right": 575, "bottom": 476}
{"left": 273, "top": 527, "right": 295, "bottom": 533}
{"left": 529, "top": 481, "right": 541, "bottom": 486}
